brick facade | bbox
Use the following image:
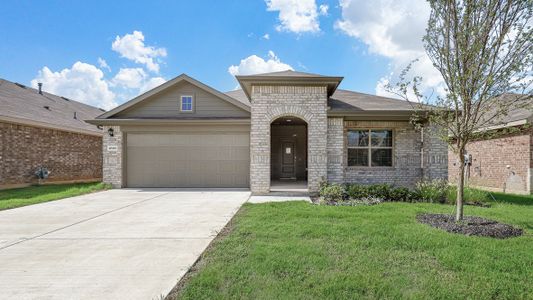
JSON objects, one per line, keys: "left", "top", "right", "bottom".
{"left": 448, "top": 129, "right": 532, "bottom": 194}
{"left": 0, "top": 121, "right": 102, "bottom": 188}
{"left": 250, "top": 85, "right": 328, "bottom": 195}
{"left": 335, "top": 120, "right": 447, "bottom": 187}
{"left": 102, "top": 126, "right": 123, "bottom": 188}
{"left": 327, "top": 117, "right": 344, "bottom": 183}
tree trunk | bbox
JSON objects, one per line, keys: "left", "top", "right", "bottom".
{"left": 456, "top": 147, "right": 466, "bottom": 221}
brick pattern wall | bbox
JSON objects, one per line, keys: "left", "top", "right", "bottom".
{"left": 250, "top": 85, "right": 328, "bottom": 195}
{"left": 102, "top": 126, "right": 123, "bottom": 188}
{"left": 327, "top": 117, "right": 344, "bottom": 183}
{"left": 422, "top": 124, "right": 448, "bottom": 180}
{"left": 448, "top": 130, "right": 532, "bottom": 194}
{"left": 0, "top": 121, "right": 102, "bottom": 187}
{"left": 340, "top": 121, "right": 448, "bottom": 187}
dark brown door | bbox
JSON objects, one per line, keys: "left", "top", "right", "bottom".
{"left": 281, "top": 141, "right": 296, "bottom": 178}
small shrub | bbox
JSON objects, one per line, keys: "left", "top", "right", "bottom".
{"left": 345, "top": 184, "right": 369, "bottom": 199}
{"left": 319, "top": 183, "right": 344, "bottom": 203}
{"left": 367, "top": 184, "right": 392, "bottom": 200}
{"left": 415, "top": 179, "right": 448, "bottom": 203}
{"left": 388, "top": 187, "right": 414, "bottom": 202}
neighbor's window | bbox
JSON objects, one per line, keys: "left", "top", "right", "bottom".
{"left": 180, "top": 95, "right": 193, "bottom": 112}
{"left": 347, "top": 129, "right": 393, "bottom": 167}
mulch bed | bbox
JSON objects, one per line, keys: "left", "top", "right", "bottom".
{"left": 417, "top": 214, "right": 523, "bottom": 239}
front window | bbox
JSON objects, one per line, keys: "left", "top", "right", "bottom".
{"left": 180, "top": 95, "right": 193, "bottom": 112}
{"left": 347, "top": 129, "right": 393, "bottom": 167}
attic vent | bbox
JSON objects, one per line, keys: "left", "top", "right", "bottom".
{"left": 61, "top": 96, "right": 70, "bottom": 101}
{"left": 98, "top": 108, "right": 106, "bottom": 112}
{"left": 43, "top": 105, "right": 50, "bottom": 110}
{"left": 15, "top": 83, "right": 26, "bottom": 89}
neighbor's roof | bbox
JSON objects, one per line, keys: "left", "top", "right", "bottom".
{"left": 235, "top": 70, "right": 344, "bottom": 100}
{"left": 477, "top": 93, "right": 533, "bottom": 130}
{"left": 0, "top": 78, "right": 104, "bottom": 135}
{"left": 225, "top": 88, "right": 422, "bottom": 116}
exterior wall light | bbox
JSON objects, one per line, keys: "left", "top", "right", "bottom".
{"left": 108, "top": 128, "right": 114, "bottom": 137}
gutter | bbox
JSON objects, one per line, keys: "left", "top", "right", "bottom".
{"left": 474, "top": 118, "right": 529, "bottom": 132}
{"left": 86, "top": 118, "right": 252, "bottom": 126}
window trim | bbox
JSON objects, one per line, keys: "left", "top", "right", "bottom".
{"left": 346, "top": 129, "right": 394, "bottom": 168}
{"left": 180, "top": 95, "right": 194, "bottom": 113}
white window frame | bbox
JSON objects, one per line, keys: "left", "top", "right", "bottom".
{"left": 347, "top": 129, "right": 394, "bottom": 167}
{"left": 180, "top": 95, "right": 194, "bottom": 112}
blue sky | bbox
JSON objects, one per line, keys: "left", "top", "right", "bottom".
{"left": 0, "top": 0, "right": 438, "bottom": 109}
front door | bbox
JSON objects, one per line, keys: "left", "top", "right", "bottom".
{"left": 281, "top": 141, "right": 296, "bottom": 178}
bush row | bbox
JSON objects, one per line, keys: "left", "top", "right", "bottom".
{"left": 319, "top": 179, "right": 450, "bottom": 205}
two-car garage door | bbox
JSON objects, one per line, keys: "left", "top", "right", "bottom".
{"left": 125, "top": 128, "right": 250, "bottom": 188}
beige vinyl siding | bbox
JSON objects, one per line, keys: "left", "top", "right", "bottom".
{"left": 115, "top": 81, "right": 250, "bottom": 118}
{"left": 124, "top": 125, "right": 250, "bottom": 188}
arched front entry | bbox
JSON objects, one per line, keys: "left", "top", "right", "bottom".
{"left": 270, "top": 116, "right": 308, "bottom": 191}
{"left": 248, "top": 85, "right": 329, "bottom": 195}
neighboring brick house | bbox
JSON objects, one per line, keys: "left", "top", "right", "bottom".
{"left": 88, "top": 71, "right": 448, "bottom": 195}
{"left": 449, "top": 94, "right": 533, "bottom": 194}
{"left": 0, "top": 78, "right": 104, "bottom": 189}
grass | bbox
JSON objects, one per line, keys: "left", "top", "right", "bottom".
{"left": 173, "top": 192, "right": 533, "bottom": 299}
{"left": 0, "top": 182, "right": 110, "bottom": 211}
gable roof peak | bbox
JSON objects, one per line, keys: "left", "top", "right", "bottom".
{"left": 96, "top": 73, "right": 250, "bottom": 119}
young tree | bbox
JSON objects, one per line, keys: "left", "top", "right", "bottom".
{"left": 390, "top": 0, "right": 532, "bottom": 221}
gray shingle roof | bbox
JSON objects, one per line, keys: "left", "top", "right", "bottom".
{"left": 480, "top": 93, "right": 533, "bottom": 127}
{"left": 224, "top": 88, "right": 420, "bottom": 112}
{"left": 0, "top": 78, "right": 104, "bottom": 134}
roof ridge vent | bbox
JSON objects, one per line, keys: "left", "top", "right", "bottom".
{"left": 15, "top": 83, "right": 27, "bottom": 89}
{"left": 61, "top": 96, "right": 70, "bottom": 101}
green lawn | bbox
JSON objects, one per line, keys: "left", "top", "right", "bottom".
{"left": 173, "top": 193, "right": 533, "bottom": 299}
{"left": 0, "top": 182, "right": 110, "bottom": 211}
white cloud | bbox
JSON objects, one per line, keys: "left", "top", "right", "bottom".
{"left": 111, "top": 31, "right": 167, "bottom": 73}
{"left": 140, "top": 77, "right": 166, "bottom": 93}
{"left": 97, "top": 57, "right": 111, "bottom": 72}
{"left": 336, "top": 0, "right": 445, "bottom": 99}
{"left": 263, "top": 33, "right": 270, "bottom": 40}
{"left": 112, "top": 68, "right": 147, "bottom": 88}
{"left": 319, "top": 4, "right": 329, "bottom": 15}
{"left": 266, "top": 0, "right": 324, "bottom": 33}
{"left": 31, "top": 62, "right": 117, "bottom": 110}
{"left": 112, "top": 68, "right": 166, "bottom": 93}
{"left": 228, "top": 51, "right": 293, "bottom": 76}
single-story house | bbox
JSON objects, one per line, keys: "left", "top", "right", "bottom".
{"left": 0, "top": 78, "right": 104, "bottom": 189}
{"left": 448, "top": 94, "right": 533, "bottom": 194}
{"left": 88, "top": 71, "right": 448, "bottom": 195}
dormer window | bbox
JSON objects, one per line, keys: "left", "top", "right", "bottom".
{"left": 180, "top": 95, "right": 194, "bottom": 112}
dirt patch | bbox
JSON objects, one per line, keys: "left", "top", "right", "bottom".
{"left": 417, "top": 214, "right": 523, "bottom": 239}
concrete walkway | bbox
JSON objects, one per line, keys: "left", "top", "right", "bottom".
{"left": 0, "top": 189, "right": 250, "bottom": 300}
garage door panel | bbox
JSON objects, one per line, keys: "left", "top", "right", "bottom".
{"left": 126, "top": 130, "right": 250, "bottom": 188}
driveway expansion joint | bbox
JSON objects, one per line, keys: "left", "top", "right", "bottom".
{"left": 0, "top": 192, "right": 170, "bottom": 251}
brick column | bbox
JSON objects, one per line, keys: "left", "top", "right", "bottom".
{"left": 327, "top": 117, "right": 344, "bottom": 183}
{"left": 102, "top": 126, "right": 123, "bottom": 188}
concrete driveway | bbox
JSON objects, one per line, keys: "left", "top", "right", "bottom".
{"left": 0, "top": 189, "right": 250, "bottom": 300}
